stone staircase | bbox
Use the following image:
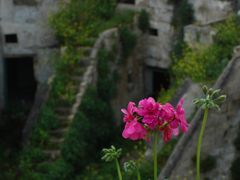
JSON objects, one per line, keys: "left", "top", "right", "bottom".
{"left": 37, "top": 28, "right": 117, "bottom": 163}
{"left": 41, "top": 46, "right": 96, "bottom": 161}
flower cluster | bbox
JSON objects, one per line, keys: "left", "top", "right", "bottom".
{"left": 121, "top": 97, "right": 189, "bottom": 143}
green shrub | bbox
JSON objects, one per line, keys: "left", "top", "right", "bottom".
{"left": 138, "top": 9, "right": 150, "bottom": 33}
{"left": 61, "top": 112, "right": 91, "bottom": 169}
{"left": 119, "top": 27, "right": 137, "bottom": 59}
{"left": 231, "top": 157, "right": 240, "bottom": 180}
{"left": 43, "top": 159, "right": 73, "bottom": 180}
{"left": 95, "top": 0, "right": 117, "bottom": 19}
{"left": 214, "top": 16, "right": 240, "bottom": 59}
{"left": 173, "top": 16, "right": 240, "bottom": 83}
{"left": 171, "top": 0, "right": 194, "bottom": 60}
{"left": 49, "top": 0, "right": 132, "bottom": 46}
{"left": 60, "top": 48, "right": 121, "bottom": 176}
{"left": 171, "top": 29, "right": 187, "bottom": 60}
{"left": 97, "top": 49, "right": 117, "bottom": 101}
{"left": 172, "top": 0, "right": 194, "bottom": 28}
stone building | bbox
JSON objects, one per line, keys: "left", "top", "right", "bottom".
{"left": 0, "top": 0, "right": 176, "bottom": 110}
{"left": 0, "top": 0, "right": 59, "bottom": 110}
{"left": 118, "top": 0, "right": 174, "bottom": 97}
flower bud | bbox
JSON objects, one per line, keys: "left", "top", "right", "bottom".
{"left": 101, "top": 146, "right": 122, "bottom": 162}
{"left": 124, "top": 160, "right": 137, "bottom": 173}
{"left": 211, "top": 89, "right": 221, "bottom": 98}
{"left": 202, "top": 85, "right": 208, "bottom": 95}
{"left": 214, "top": 95, "right": 226, "bottom": 104}
{"left": 208, "top": 88, "right": 214, "bottom": 95}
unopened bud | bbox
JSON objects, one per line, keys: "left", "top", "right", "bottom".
{"left": 202, "top": 85, "right": 208, "bottom": 95}
{"left": 208, "top": 88, "right": 214, "bottom": 95}
{"left": 211, "top": 89, "right": 221, "bottom": 98}
{"left": 214, "top": 95, "right": 226, "bottom": 104}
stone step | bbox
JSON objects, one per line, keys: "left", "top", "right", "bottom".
{"left": 55, "top": 107, "right": 71, "bottom": 116}
{"left": 80, "top": 38, "right": 96, "bottom": 47}
{"left": 56, "top": 115, "right": 69, "bottom": 121}
{"left": 78, "top": 57, "right": 93, "bottom": 67}
{"left": 59, "top": 119, "right": 72, "bottom": 128}
{"left": 70, "top": 75, "right": 83, "bottom": 82}
{"left": 77, "top": 46, "right": 92, "bottom": 56}
{"left": 49, "top": 137, "right": 64, "bottom": 144}
{"left": 47, "top": 137, "right": 65, "bottom": 149}
{"left": 50, "top": 127, "right": 69, "bottom": 138}
{"left": 35, "top": 161, "right": 53, "bottom": 173}
{"left": 57, "top": 99, "right": 73, "bottom": 108}
{"left": 43, "top": 150, "right": 61, "bottom": 160}
{"left": 73, "top": 67, "right": 86, "bottom": 76}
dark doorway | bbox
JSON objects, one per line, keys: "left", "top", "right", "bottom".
{"left": 5, "top": 57, "right": 37, "bottom": 105}
{"left": 152, "top": 69, "right": 170, "bottom": 98}
{"left": 118, "top": 0, "right": 135, "bottom": 4}
{"left": 0, "top": 57, "right": 37, "bottom": 152}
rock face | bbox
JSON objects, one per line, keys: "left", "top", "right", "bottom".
{"left": 118, "top": 0, "right": 174, "bottom": 69}
{"left": 111, "top": 34, "right": 145, "bottom": 122}
{"left": 0, "top": 0, "right": 59, "bottom": 109}
{"left": 159, "top": 47, "right": 240, "bottom": 180}
{"left": 184, "top": 25, "right": 216, "bottom": 48}
{"left": 139, "top": 0, "right": 174, "bottom": 69}
{"left": 189, "top": 0, "right": 232, "bottom": 25}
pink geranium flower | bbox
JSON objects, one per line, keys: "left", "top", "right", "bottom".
{"left": 175, "top": 99, "right": 188, "bottom": 132}
{"left": 159, "top": 103, "right": 175, "bottom": 122}
{"left": 122, "top": 119, "right": 147, "bottom": 140}
{"left": 137, "top": 97, "right": 160, "bottom": 116}
{"left": 162, "top": 126, "right": 179, "bottom": 143}
{"left": 121, "top": 97, "right": 189, "bottom": 143}
{"left": 121, "top": 102, "right": 137, "bottom": 122}
{"left": 137, "top": 97, "right": 160, "bottom": 130}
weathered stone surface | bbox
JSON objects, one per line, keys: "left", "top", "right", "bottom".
{"left": 34, "top": 48, "right": 58, "bottom": 84}
{"left": 184, "top": 25, "right": 216, "bottom": 48}
{"left": 111, "top": 33, "right": 145, "bottom": 122}
{"left": 0, "top": 0, "right": 60, "bottom": 108}
{"left": 143, "top": 0, "right": 174, "bottom": 68}
{"left": 159, "top": 48, "right": 240, "bottom": 180}
{"left": 181, "top": 82, "right": 201, "bottom": 120}
{"left": 118, "top": 0, "right": 174, "bottom": 69}
{"left": 189, "top": 0, "right": 232, "bottom": 25}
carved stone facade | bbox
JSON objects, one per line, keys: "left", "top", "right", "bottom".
{"left": 0, "top": 0, "right": 59, "bottom": 109}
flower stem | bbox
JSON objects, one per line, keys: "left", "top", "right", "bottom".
{"left": 115, "top": 159, "right": 122, "bottom": 180}
{"left": 196, "top": 108, "right": 209, "bottom": 180}
{"left": 137, "top": 167, "right": 141, "bottom": 180}
{"left": 153, "top": 131, "right": 158, "bottom": 180}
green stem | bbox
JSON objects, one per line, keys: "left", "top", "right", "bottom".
{"left": 196, "top": 108, "right": 209, "bottom": 180}
{"left": 153, "top": 131, "right": 158, "bottom": 180}
{"left": 115, "top": 159, "right": 122, "bottom": 180}
{"left": 137, "top": 167, "right": 141, "bottom": 180}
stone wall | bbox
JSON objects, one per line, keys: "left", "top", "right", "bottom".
{"left": 118, "top": 0, "right": 174, "bottom": 69}
{"left": 184, "top": 25, "right": 216, "bottom": 48}
{"left": 139, "top": 0, "right": 174, "bottom": 68}
{"left": 159, "top": 46, "right": 240, "bottom": 180}
{"left": 189, "top": 0, "right": 232, "bottom": 25}
{"left": 0, "top": 0, "right": 60, "bottom": 109}
{"left": 92, "top": 26, "right": 145, "bottom": 122}
{"left": 111, "top": 32, "right": 145, "bottom": 122}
